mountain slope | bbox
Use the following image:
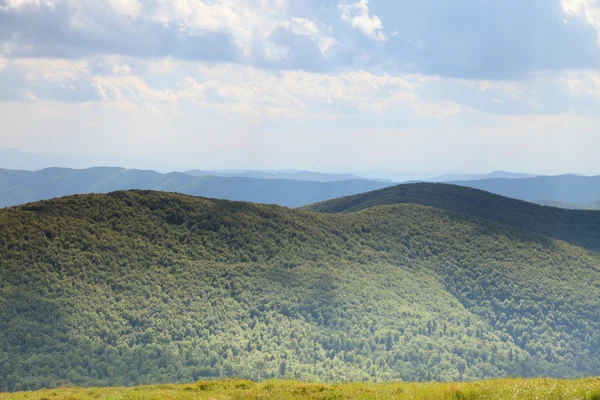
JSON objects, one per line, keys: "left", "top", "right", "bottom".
{"left": 1, "top": 189, "right": 600, "bottom": 391}
{"left": 304, "top": 183, "right": 600, "bottom": 252}
{"left": 0, "top": 168, "right": 393, "bottom": 208}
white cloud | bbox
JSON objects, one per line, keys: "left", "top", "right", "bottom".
{"left": 174, "top": 65, "right": 463, "bottom": 119}
{"left": 561, "top": 0, "right": 600, "bottom": 42}
{"left": 10, "top": 58, "right": 90, "bottom": 81}
{"left": 566, "top": 70, "right": 600, "bottom": 97}
{"left": 2, "top": 0, "right": 599, "bottom": 78}
{"left": 3, "top": 55, "right": 465, "bottom": 119}
{"left": 283, "top": 17, "right": 338, "bottom": 55}
{"left": 1, "top": 1, "right": 600, "bottom": 174}
{"left": 146, "top": 0, "right": 289, "bottom": 55}
{"left": 90, "top": 55, "right": 132, "bottom": 76}
{"left": 1, "top": 0, "right": 296, "bottom": 61}
{"left": 105, "top": 0, "right": 142, "bottom": 18}
{"left": 339, "top": 0, "right": 386, "bottom": 42}
{"left": 5, "top": 55, "right": 600, "bottom": 121}
{"left": 90, "top": 74, "right": 182, "bottom": 115}
{"left": 0, "top": 0, "right": 56, "bottom": 9}
{"left": 288, "top": 17, "right": 320, "bottom": 36}
{"left": 318, "top": 36, "right": 338, "bottom": 54}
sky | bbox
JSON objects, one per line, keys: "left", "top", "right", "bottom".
{"left": 1, "top": 0, "right": 600, "bottom": 175}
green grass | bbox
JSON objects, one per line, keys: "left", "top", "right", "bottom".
{"left": 2, "top": 379, "right": 600, "bottom": 400}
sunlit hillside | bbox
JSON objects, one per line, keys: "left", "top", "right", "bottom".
{"left": 2, "top": 187, "right": 600, "bottom": 391}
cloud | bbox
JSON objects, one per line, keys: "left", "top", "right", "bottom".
{"left": 2, "top": 1, "right": 600, "bottom": 176}
{"left": 339, "top": 0, "right": 386, "bottom": 42}
{"left": 174, "top": 66, "right": 426, "bottom": 118}
{"left": 561, "top": 0, "right": 600, "bottom": 41}
{"left": 1, "top": 55, "right": 471, "bottom": 120}
{"left": 3, "top": 53, "right": 600, "bottom": 122}
{"left": 379, "top": 0, "right": 600, "bottom": 79}
{"left": 1, "top": 0, "right": 599, "bottom": 79}
{"left": 0, "top": 57, "right": 101, "bottom": 102}
{"left": 284, "top": 17, "right": 338, "bottom": 54}
{"left": 0, "top": 0, "right": 286, "bottom": 63}
{"left": 288, "top": 17, "right": 320, "bottom": 37}
{"left": 566, "top": 70, "right": 600, "bottom": 98}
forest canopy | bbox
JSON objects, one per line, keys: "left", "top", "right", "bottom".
{"left": 1, "top": 186, "right": 599, "bottom": 391}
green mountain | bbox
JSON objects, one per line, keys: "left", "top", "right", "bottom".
{"left": 0, "top": 167, "right": 392, "bottom": 208}
{"left": 304, "top": 183, "right": 600, "bottom": 252}
{"left": 1, "top": 186, "right": 600, "bottom": 392}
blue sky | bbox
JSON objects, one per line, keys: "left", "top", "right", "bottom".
{"left": 1, "top": 0, "right": 599, "bottom": 175}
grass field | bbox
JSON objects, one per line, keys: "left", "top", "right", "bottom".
{"left": 2, "top": 379, "right": 600, "bottom": 400}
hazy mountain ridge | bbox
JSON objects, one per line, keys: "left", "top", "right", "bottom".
{"left": 0, "top": 148, "right": 179, "bottom": 172}
{"left": 445, "top": 175, "right": 600, "bottom": 203}
{"left": 1, "top": 186, "right": 600, "bottom": 391}
{"left": 183, "top": 169, "right": 391, "bottom": 183}
{"left": 534, "top": 200, "right": 600, "bottom": 210}
{"left": 0, "top": 167, "right": 393, "bottom": 208}
{"left": 4, "top": 167, "right": 600, "bottom": 210}
{"left": 429, "top": 170, "right": 540, "bottom": 182}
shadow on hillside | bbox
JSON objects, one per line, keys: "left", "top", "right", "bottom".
{"left": 445, "top": 211, "right": 560, "bottom": 252}
{"left": 310, "top": 183, "right": 600, "bottom": 253}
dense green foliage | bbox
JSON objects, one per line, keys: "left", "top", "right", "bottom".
{"left": 1, "top": 188, "right": 600, "bottom": 391}
{"left": 0, "top": 167, "right": 391, "bottom": 208}
{"left": 3, "top": 378, "right": 600, "bottom": 400}
{"left": 304, "top": 183, "right": 600, "bottom": 252}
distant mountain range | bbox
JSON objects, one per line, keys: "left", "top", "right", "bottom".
{"left": 1, "top": 165, "right": 599, "bottom": 209}
{"left": 0, "top": 148, "right": 180, "bottom": 172}
{"left": 0, "top": 148, "right": 389, "bottom": 182}
{"left": 534, "top": 200, "right": 600, "bottom": 210}
{"left": 183, "top": 169, "right": 392, "bottom": 183}
{"left": 0, "top": 167, "right": 393, "bottom": 208}
{"left": 445, "top": 174, "right": 600, "bottom": 204}
{"left": 429, "top": 170, "right": 540, "bottom": 182}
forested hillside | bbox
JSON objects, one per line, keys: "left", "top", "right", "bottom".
{"left": 0, "top": 168, "right": 392, "bottom": 208}
{"left": 1, "top": 188, "right": 600, "bottom": 391}
{"left": 304, "top": 183, "right": 600, "bottom": 252}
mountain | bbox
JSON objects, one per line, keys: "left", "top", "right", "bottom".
{"left": 429, "top": 171, "right": 540, "bottom": 182}
{"left": 183, "top": 169, "right": 387, "bottom": 183}
{"left": 0, "top": 148, "right": 179, "bottom": 172}
{"left": 443, "top": 175, "right": 600, "bottom": 204}
{"left": 1, "top": 186, "right": 600, "bottom": 391}
{"left": 303, "top": 182, "right": 600, "bottom": 252}
{"left": 0, "top": 148, "right": 393, "bottom": 184}
{"left": 534, "top": 200, "right": 600, "bottom": 211}
{"left": 0, "top": 167, "right": 393, "bottom": 208}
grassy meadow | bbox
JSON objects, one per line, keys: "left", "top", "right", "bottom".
{"left": 2, "top": 378, "right": 600, "bottom": 400}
